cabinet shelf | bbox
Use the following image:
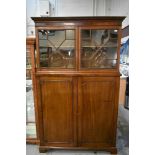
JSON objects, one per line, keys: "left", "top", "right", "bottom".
{"left": 82, "top": 45, "right": 117, "bottom": 48}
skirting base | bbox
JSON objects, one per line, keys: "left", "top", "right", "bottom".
{"left": 39, "top": 146, "right": 117, "bottom": 154}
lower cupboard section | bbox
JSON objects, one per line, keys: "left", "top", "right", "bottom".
{"left": 36, "top": 76, "right": 119, "bottom": 151}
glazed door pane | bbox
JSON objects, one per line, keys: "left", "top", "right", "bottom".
{"left": 26, "top": 47, "right": 32, "bottom": 69}
{"left": 38, "top": 29, "right": 75, "bottom": 68}
{"left": 26, "top": 80, "right": 35, "bottom": 123}
{"left": 26, "top": 47, "right": 37, "bottom": 139}
{"left": 26, "top": 123, "right": 37, "bottom": 138}
{"left": 26, "top": 47, "right": 32, "bottom": 79}
{"left": 81, "top": 29, "right": 118, "bottom": 69}
{"left": 26, "top": 80, "right": 37, "bottom": 139}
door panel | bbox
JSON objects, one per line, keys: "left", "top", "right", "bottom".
{"left": 39, "top": 77, "right": 75, "bottom": 146}
{"left": 78, "top": 77, "right": 117, "bottom": 147}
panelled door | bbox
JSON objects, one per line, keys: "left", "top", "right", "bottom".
{"left": 78, "top": 77, "right": 118, "bottom": 148}
{"left": 37, "top": 76, "right": 76, "bottom": 147}
{"left": 37, "top": 76, "right": 119, "bottom": 147}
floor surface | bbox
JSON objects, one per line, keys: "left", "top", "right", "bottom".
{"left": 26, "top": 105, "right": 129, "bottom": 155}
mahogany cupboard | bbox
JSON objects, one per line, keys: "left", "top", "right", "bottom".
{"left": 31, "top": 17, "right": 125, "bottom": 154}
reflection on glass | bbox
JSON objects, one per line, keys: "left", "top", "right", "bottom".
{"left": 26, "top": 80, "right": 36, "bottom": 138}
{"left": 26, "top": 123, "right": 36, "bottom": 138}
{"left": 81, "top": 29, "right": 118, "bottom": 69}
{"left": 39, "top": 29, "right": 75, "bottom": 68}
{"left": 26, "top": 80, "right": 35, "bottom": 122}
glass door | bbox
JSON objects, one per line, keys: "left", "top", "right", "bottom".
{"left": 80, "top": 29, "right": 118, "bottom": 69}
{"left": 26, "top": 44, "right": 37, "bottom": 141}
{"left": 38, "top": 29, "right": 76, "bottom": 69}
